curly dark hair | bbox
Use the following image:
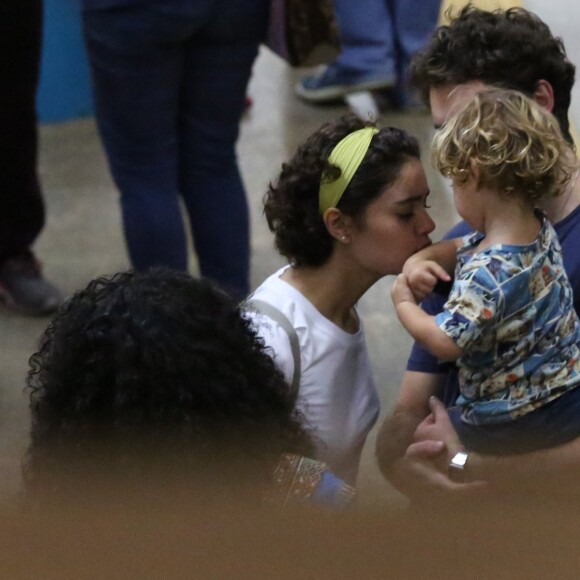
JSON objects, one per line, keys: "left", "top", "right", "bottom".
{"left": 24, "top": 269, "right": 311, "bottom": 499}
{"left": 410, "top": 6, "right": 576, "bottom": 143}
{"left": 264, "top": 114, "right": 420, "bottom": 267}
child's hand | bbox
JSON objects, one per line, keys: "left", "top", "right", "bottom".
{"left": 402, "top": 258, "right": 451, "bottom": 302}
{"left": 391, "top": 273, "right": 416, "bottom": 307}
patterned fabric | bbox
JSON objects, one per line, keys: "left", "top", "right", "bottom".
{"left": 436, "top": 216, "right": 580, "bottom": 425}
{"left": 266, "top": 454, "right": 356, "bottom": 509}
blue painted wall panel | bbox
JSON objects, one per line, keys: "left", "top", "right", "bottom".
{"left": 37, "top": 0, "right": 94, "bottom": 123}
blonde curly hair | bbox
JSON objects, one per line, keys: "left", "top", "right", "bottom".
{"left": 432, "top": 88, "right": 575, "bottom": 201}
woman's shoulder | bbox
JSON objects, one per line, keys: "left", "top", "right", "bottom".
{"left": 249, "top": 270, "right": 326, "bottom": 329}
{"left": 251, "top": 269, "right": 296, "bottom": 309}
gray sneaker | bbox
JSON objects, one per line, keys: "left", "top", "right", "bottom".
{"left": 0, "top": 252, "right": 63, "bottom": 316}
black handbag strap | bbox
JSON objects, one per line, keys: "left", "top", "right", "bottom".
{"left": 245, "top": 299, "right": 301, "bottom": 399}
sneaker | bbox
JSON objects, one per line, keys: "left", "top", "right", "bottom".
{"left": 295, "top": 64, "right": 396, "bottom": 103}
{"left": 0, "top": 251, "right": 63, "bottom": 316}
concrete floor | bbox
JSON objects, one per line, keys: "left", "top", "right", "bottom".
{"left": 2, "top": 0, "right": 580, "bottom": 508}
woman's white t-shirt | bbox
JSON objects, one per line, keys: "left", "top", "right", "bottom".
{"left": 248, "top": 267, "right": 380, "bottom": 485}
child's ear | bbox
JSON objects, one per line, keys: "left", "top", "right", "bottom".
{"left": 322, "top": 207, "right": 353, "bottom": 244}
{"left": 468, "top": 158, "right": 482, "bottom": 188}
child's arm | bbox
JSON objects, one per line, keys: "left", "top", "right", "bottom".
{"left": 402, "top": 238, "right": 461, "bottom": 302}
{"left": 391, "top": 273, "right": 463, "bottom": 361}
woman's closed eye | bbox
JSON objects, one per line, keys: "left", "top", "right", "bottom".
{"left": 398, "top": 199, "right": 431, "bottom": 221}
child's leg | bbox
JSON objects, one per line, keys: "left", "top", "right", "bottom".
{"left": 449, "top": 387, "right": 580, "bottom": 455}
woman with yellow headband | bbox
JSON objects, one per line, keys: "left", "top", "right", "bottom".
{"left": 248, "top": 114, "right": 435, "bottom": 486}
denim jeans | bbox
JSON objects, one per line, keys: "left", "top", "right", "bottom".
{"left": 0, "top": 0, "right": 45, "bottom": 265}
{"left": 83, "top": 0, "right": 269, "bottom": 298}
{"left": 331, "top": 0, "right": 441, "bottom": 96}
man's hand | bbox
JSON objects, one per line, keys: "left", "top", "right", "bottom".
{"left": 392, "top": 396, "right": 487, "bottom": 502}
{"left": 389, "top": 441, "right": 486, "bottom": 503}
{"left": 413, "top": 396, "right": 464, "bottom": 464}
{"left": 376, "top": 371, "right": 484, "bottom": 503}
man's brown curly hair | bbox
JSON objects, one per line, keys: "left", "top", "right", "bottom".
{"left": 410, "top": 6, "right": 576, "bottom": 144}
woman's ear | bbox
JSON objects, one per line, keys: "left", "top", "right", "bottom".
{"left": 533, "top": 80, "right": 555, "bottom": 113}
{"left": 322, "top": 207, "right": 352, "bottom": 244}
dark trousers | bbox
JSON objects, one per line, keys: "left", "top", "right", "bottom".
{"left": 83, "top": 0, "right": 269, "bottom": 299}
{"left": 0, "top": 0, "right": 45, "bottom": 265}
{"left": 450, "top": 386, "right": 580, "bottom": 455}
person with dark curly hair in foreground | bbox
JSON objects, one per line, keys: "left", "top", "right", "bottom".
{"left": 24, "top": 269, "right": 354, "bottom": 508}
{"left": 247, "top": 114, "right": 436, "bottom": 486}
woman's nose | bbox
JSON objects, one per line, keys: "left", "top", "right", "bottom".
{"left": 417, "top": 209, "right": 436, "bottom": 234}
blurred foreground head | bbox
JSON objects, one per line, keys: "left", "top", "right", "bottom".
{"left": 24, "top": 269, "right": 310, "bottom": 505}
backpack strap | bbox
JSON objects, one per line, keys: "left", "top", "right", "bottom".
{"left": 245, "top": 299, "right": 301, "bottom": 399}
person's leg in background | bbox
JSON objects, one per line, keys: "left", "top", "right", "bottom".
{"left": 388, "top": 0, "right": 441, "bottom": 109}
{"left": 295, "top": 0, "right": 397, "bottom": 103}
{"left": 0, "top": 0, "right": 62, "bottom": 315}
{"left": 178, "top": 0, "right": 270, "bottom": 299}
{"left": 329, "top": 0, "right": 397, "bottom": 80}
{"left": 82, "top": 4, "right": 196, "bottom": 272}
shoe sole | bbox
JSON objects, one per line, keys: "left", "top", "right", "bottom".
{"left": 0, "top": 284, "right": 59, "bottom": 317}
{"left": 295, "top": 78, "right": 395, "bottom": 103}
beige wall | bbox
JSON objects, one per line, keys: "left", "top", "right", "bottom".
{"left": 440, "top": 0, "right": 522, "bottom": 22}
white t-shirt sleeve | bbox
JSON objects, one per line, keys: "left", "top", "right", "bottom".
{"left": 249, "top": 312, "right": 295, "bottom": 387}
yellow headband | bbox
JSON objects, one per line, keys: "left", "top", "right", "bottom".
{"left": 319, "top": 126, "right": 379, "bottom": 214}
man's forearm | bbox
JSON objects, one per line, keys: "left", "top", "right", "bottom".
{"left": 376, "top": 371, "right": 447, "bottom": 497}
{"left": 376, "top": 409, "right": 424, "bottom": 479}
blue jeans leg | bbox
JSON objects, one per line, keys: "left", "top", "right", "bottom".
{"left": 178, "top": 1, "right": 269, "bottom": 299}
{"left": 83, "top": 0, "right": 267, "bottom": 297}
{"left": 83, "top": 7, "right": 189, "bottom": 271}
{"left": 331, "top": 0, "right": 397, "bottom": 79}
{"left": 390, "top": 0, "right": 441, "bottom": 97}
{"left": 329, "top": 0, "right": 440, "bottom": 94}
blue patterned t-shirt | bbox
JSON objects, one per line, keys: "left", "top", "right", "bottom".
{"left": 436, "top": 216, "right": 580, "bottom": 425}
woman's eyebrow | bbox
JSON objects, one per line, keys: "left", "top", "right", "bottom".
{"left": 394, "top": 192, "right": 430, "bottom": 205}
